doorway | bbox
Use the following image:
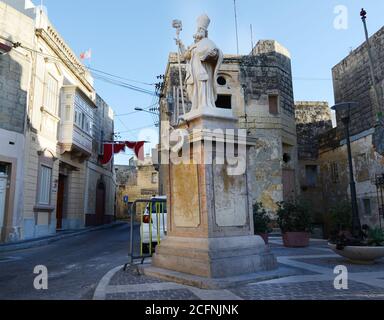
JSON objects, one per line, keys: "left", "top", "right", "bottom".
{"left": 283, "top": 169, "right": 296, "bottom": 202}
{"left": 0, "top": 172, "right": 8, "bottom": 234}
{"left": 56, "top": 175, "right": 66, "bottom": 230}
{"left": 96, "top": 181, "right": 106, "bottom": 226}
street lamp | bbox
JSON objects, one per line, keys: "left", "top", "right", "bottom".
{"left": 332, "top": 102, "right": 362, "bottom": 238}
{"left": 134, "top": 107, "right": 158, "bottom": 116}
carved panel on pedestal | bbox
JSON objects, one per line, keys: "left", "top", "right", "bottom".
{"left": 214, "top": 164, "right": 247, "bottom": 227}
{"left": 171, "top": 164, "right": 201, "bottom": 228}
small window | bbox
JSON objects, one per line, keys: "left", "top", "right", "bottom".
{"left": 305, "top": 165, "right": 318, "bottom": 187}
{"left": 81, "top": 113, "right": 85, "bottom": 130}
{"left": 0, "top": 163, "right": 8, "bottom": 175}
{"left": 44, "top": 74, "right": 59, "bottom": 115}
{"left": 38, "top": 165, "right": 52, "bottom": 205}
{"left": 363, "top": 199, "right": 372, "bottom": 216}
{"left": 217, "top": 76, "right": 227, "bottom": 86}
{"left": 269, "top": 95, "right": 279, "bottom": 115}
{"left": 331, "top": 162, "right": 339, "bottom": 184}
{"left": 215, "top": 94, "right": 232, "bottom": 109}
{"left": 151, "top": 173, "right": 158, "bottom": 184}
{"left": 65, "top": 105, "right": 71, "bottom": 121}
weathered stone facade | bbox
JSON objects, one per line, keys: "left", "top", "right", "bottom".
{"left": 0, "top": 1, "right": 35, "bottom": 242}
{"left": 115, "top": 157, "right": 159, "bottom": 219}
{"left": 295, "top": 101, "right": 333, "bottom": 229}
{"left": 332, "top": 26, "right": 384, "bottom": 137}
{"left": 319, "top": 135, "right": 383, "bottom": 233}
{"left": 84, "top": 94, "right": 116, "bottom": 227}
{"left": 296, "top": 101, "right": 333, "bottom": 160}
{"left": 318, "top": 25, "right": 384, "bottom": 233}
{"left": 159, "top": 40, "right": 298, "bottom": 216}
{"left": 0, "top": 1, "right": 115, "bottom": 242}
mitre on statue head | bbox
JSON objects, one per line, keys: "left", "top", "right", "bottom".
{"left": 196, "top": 14, "right": 210, "bottom": 31}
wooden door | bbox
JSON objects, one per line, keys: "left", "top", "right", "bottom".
{"left": 96, "top": 182, "right": 106, "bottom": 225}
{"left": 56, "top": 175, "right": 65, "bottom": 230}
{"left": 0, "top": 174, "right": 7, "bottom": 230}
{"left": 283, "top": 169, "right": 296, "bottom": 202}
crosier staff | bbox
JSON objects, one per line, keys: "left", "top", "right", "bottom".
{"left": 172, "top": 19, "right": 186, "bottom": 116}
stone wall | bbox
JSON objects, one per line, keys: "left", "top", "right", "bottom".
{"left": 0, "top": 2, "right": 34, "bottom": 134}
{"left": 295, "top": 101, "right": 333, "bottom": 228}
{"left": 243, "top": 40, "right": 294, "bottom": 116}
{"left": 240, "top": 41, "right": 298, "bottom": 210}
{"left": 332, "top": 26, "right": 384, "bottom": 137}
{"left": 296, "top": 101, "right": 333, "bottom": 160}
{"left": 319, "top": 134, "right": 383, "bottom": 234}
{"left": 115, "top": 159, "right": 159, "bottom": 218}
{"left": 316, "top": 25, "right": 384, "bottom": 233}
{"left": 0, "top": 2, "right": 35, "bottom": 242}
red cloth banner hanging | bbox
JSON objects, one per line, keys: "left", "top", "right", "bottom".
{"left": 126, "top": 141, "right": 145, "bottom": 161}
{"left": 101, "top": 143, "right": 126, "bottom": 165}
{"left": 101, "top": 141, "right": 145, "bottom": 165}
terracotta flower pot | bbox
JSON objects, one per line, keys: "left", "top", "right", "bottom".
{"left": 283, "top": 232, "right": 310, "bottom": 248}
{"left": 257, "top": 233, "right": 269, "bottom": 245}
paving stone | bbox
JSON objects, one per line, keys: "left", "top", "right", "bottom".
{"left": 106, "top": 289, "right": 200, "bottom": 300}
{"left": 109, "top": 267, "right": 165, "bottom": 286}
{"left": 229, "top": 281, "right": 384, "bottom": 300}
{"left": 295, "top": 257, "right": 384, "bottom": 273}
{"left": 101, "top": 240, "right": 384, "bottom": 300}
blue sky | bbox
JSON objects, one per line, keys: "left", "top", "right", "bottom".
{"left": 40, "top": 0, "right": 384, "bottom": 164}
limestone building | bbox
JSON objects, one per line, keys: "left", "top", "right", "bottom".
{"left": 294, "top": 28, "right": 384, "bottom": 236}
{"left": 115, "top": 156, "right": 159, "bottom": 218}
{"left": 295, "top": 101, "right": 333, "bottom": 232}
{"left": 317, "top": 26, "right": 384, "bottom": 231}
{"left": 159, "top": 40, "right": 299, "bottom": 215}
{"left": 0, "top": 0, "right": 115, "bottom": 242}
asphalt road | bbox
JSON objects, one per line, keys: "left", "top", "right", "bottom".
{"left": 0, "top": 223, "right": 134, "bottom": 300}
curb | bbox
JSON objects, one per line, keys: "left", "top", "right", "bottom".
{"left": 0, "top": 221, "right": 128, "bottom": 253}
{"left": 93, "top": 264, "right": 124, "bottom": 300}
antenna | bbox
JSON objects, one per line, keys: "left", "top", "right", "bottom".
{"left": 233, "top": 0, "right": 239, "bottom": 55}
{"left": 250, "top": 24, "right": 254, "bottom": 55}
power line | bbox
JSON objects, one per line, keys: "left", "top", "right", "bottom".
{"left": 115, "top": 124, "right": 157, "bottom": 135}
{"left": 87, "top": 66, "right": 155, "bottom": 86}
{"left": 1, "top": 37, "right": 158, "bottom": 96}
{"left": 234, "top": 0, "right": 239, "bottom": 55}
{"left": 114, "top": 102, "right": 158, "bottom": 118}
{"left": 92, "top": 74, "right": 157, "bottom": 96}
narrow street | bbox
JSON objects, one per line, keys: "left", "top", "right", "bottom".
{"left": 0, "top": 224, "right": 132, "bottom": 300}
{"left": 1, "top": 0, "right": 384, "bottom": 305}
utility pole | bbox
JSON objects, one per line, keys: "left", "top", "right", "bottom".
{"left": 234, "top": 0, "right": 239, "bottom": 55}
{"left": 361, "top": 8, "right": 384, "bottom": 156}
{"left": 332, "top": 103, "right": 362, "bottom": 239}
{"left": 250, "top": 24, "right": 254, "bottom": 55}
{"left": 360, "top": 8, "right": 382, "bottom": 120}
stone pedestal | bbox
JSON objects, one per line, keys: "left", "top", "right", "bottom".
{"left": 147, "top": 109, "right": 277, "bottom": 286}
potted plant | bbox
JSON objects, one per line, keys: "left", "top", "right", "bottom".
{"left": 329, "top": 226, "right": 384, "bottom": 264}
{"left": 253, "top": 202, "right": 272, "bottom": 244}
{"left": 326, "top": 201, "right": 352, "bottom": 238}
{"left": 328, "top": 203, "right": 384, "bottom": 264}
{"left": 277, "top": 200, "right": 312, "bottom": 248}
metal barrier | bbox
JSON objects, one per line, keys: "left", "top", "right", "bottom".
{"left": 124, "top": 198, "right": 167, "bottom": 270}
